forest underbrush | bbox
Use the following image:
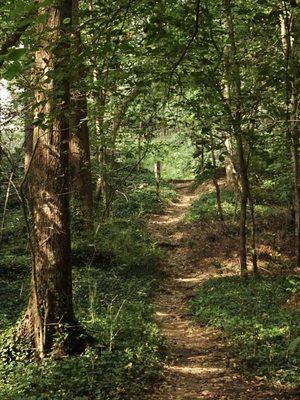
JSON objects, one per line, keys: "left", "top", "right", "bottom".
{"left": 0, "top": 170, "right": 175, "bottom": 399}
{"left": 188, "top": 179, "right": 300, "bottom": 390}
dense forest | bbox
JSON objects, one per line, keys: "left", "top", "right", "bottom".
{"left": 0, "top": 0, "right": 300, "bottom": 399}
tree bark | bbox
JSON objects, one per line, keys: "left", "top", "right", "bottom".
{"left": 280, "top": 3, "right": 300, "bottom": 266}
{"left": 224, "top": 133, "right": 238, "bottom": 188}
{"left": 21, "top": 0, "right": 87, "bottom": 357}
{"left": 69, "top": 0, "right": 93, "bottom": 232}
{"left": 222, "top": 77, "right": 238, "bottom": 188}
{"left": 248, "top": 191, "right": 258, "bottom": 274}
{"left": 210, "top": 130, "right": 224, "bottom": 222}
{"left": 224, "top": 0, "right": 249, "bottom": 279}
{"left": 24, "top": 111, "right": 33, "bottom": 173}
{"left": 236, "top": 135, "right": 249, "bottom": 278}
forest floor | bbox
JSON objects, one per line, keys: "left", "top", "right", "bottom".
{"left": 146, "top": 182, "right": 298, "bottom": 400}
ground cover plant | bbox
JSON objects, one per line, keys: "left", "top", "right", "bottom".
{"left": 190, "top": 275, "right": 300, "bottom": 387}
{"left": 0, "top": 173, "right": 174, "bottom": 399}
{"left": 0, "top": 264, "right": 164, "bottom": 400}
{"left": 188, "top": 187, "right": 285, "bottom": 223}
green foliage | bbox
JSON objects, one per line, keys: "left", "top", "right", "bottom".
{"left": 194, "top": 166, "right": 225, "bottom": 184}
{"left": 0, "top": 247, "right": 163, "bottom": 399}
{"left": 188, "top": 188, "right": 284, "bottom": 223}
{"left": 188, "top": 189, "right": 236, "bottom": 222}
{"left": 0, "top": 182, "right": 164, "bottom": 399}
{"left": 252, "top": 175, "right": 293, "bottom": 206}
{"left": 0, "top": 341, "right": 162, "bottom": 400}
{"left": 143, "top": 135, "right": 196, "bottom": 181}
{"left": 73, "top": 217, "right": 161, "bottom": 275}
{"left": 190, "top": 275, "right": 300, "bottom": 386}
{"left": 112, "top": 177, "right": 177, "bottom": 219}
{"left": 0, "top": 0, "right": 299, "bottom": 396}
{"left": 0, "top": 273, "right": 28, "bottom": 332}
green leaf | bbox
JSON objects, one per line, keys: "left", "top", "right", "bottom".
{"left": 3, "top": 62, "right": 22, "bottom": 81}
{"left": 7, "top": 48, "right": 27, "bottom": 61}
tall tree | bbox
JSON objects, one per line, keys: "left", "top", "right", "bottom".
{"left": 223, "top": 0, "right": 250, "bottom": 279}
{"left": 280, "top": 0, "right": 300, "bottom": 265}
{"left": 21, "top": 0, "right": 85, "bottom": 356}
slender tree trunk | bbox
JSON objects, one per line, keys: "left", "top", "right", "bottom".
{"left": 224, "top": 133, "right": 238, "bottom": 188}
{"left": 137, "top": 122, "right": 143, "bottom": 172}
{"left": 21, "top": 0, "right": 87, "bottom": 356}
{"left": 280, "top": 4, "right": 300, "bottom": 266}
{"left": 236, "top": 135, "right": 249, "bottom": 278}
{"left": 0, "top": 171, "right": 13, "bottom": 244}
{"left": 94, "top": 89, "right": 109, "bottom": 208}
{"left": 222, "top": 77, "right": 238, "bottom": 188}
{"left": 89, "top": 0, "right": 110, "bottom": 211}
{"left": 99, "top": 89, "right": 140, "bottom": 216}
{"left": 248, "top": 191, "right": 258, "bottom": 274}
{"left": 224, "top": 0, "right": 249, "bottom": 279}
{"left": 69, "top": 95, "right": 93, "bottom": 231}
{"left": 24, "top": 111, "right": 33, "bottom": 173}
{"left": 292, "top": 142, "right": 300, "bottom": 265}
{"left": 210, "top": 130, "right": 224, "bottom": 222}
{"left": 200, "top": 144, "right": 205, "bottom": 174}
{"left": 97, "top": 146, "right": 111, "bottom": 217}
{"left": 69, "top": 0, "right": 93, "bottom": 232}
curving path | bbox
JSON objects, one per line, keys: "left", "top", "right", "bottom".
{"left": 147, "top": 182, "right": 296, "bottom": 400}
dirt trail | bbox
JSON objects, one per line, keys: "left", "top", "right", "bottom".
{"left": 147, "top": 182, "right": 294, "bottom": 400}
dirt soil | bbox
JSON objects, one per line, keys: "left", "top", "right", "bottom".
{"left": 146, "top": 182, "right": 298, "bottom": 400}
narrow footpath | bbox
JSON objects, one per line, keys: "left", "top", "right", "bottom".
{"left": 147, "top": 182, "right": 296, "bottom": 400}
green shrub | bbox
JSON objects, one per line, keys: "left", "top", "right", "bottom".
{"left": 142, "top": 135, "right": 196, "bottom": 181}
{"left": 72, "top": 218, "right": 161, "bottom": 275}
{"left": 188, "top": 190, "right": 237, "bottom": 222}
{"left": 112, "top": 184, "right": 176, "bottom": 218}
{"left": 0, "top": 204, "right": 163, "bottom": 399}
{"left": 188, "top": 189, "right": 284, "bottom": 222}
{"left": 0, "top": 261, "right": 164, "bottom": 399}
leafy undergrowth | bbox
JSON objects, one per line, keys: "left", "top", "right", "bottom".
{"left": 0, "top": 265, "right": 164, "bottom": 399}
{"left": 0, "top": 175, "right": 173, "bottom": 399}
{"left": 189, "top": 275, "right": 300, "bottom": 387}
{"left": 188, "top": 188, "right": 284, "bottom": 223}
{"left": 142, "top": 135, "right": 196, "bottom": 181}
{"left": 112, "top": 174, "right": 177, "bottom": 218}
{"left": 0, "top": 234, "right": 164, "bottom": 399}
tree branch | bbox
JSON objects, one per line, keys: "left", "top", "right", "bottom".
{"left": 169, "top": 0, "right": 201, "bottom": 79}
{"left": 0, "top": 11, "right": 35, "bottom": 68}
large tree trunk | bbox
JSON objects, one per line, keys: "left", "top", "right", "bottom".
{"left": 21, "top": 0, "right": 86, "bottom": 357}
{"left": 69, "top": 0, "right": 93, "bottom": 232}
